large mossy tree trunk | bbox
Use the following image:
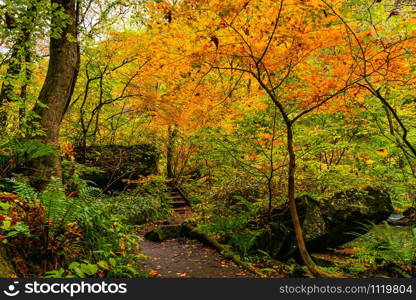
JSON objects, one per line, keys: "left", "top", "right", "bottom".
{"left": 31, "top": 0, "right": 80, "bottom": 187}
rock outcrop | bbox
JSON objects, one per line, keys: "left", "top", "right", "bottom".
{"left": 255, "top": 187, "right": 394, "bottom": 259}
{"left": 74, "top": 144, "right": 160, "bottom": 191}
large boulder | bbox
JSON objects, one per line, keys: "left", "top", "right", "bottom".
{"left": 255, "top": 187, "right": 394, "bottom": 259}
{"left": 75, "top": 144, "right": 160, "bottom": 191}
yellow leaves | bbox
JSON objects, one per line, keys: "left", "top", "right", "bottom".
{"left": 375, "top": 149, "right": 388, "bottom": 157}
{"left": 366, "top": 160, "right": 376, "bottom": 166}
{"left": 65, "top": 0, "right": 416, "bottom": 147}
{"left": 149, "top": 269, "right": 161, "bottom": 277}
{"left": 119, "top": 241, "right": 126, "bottom": 250}
{"left": 342, "top": 248, "right": 361, "bottom": 255}
{"left": 97, "top": 260, "right": 109, "bottom": 270}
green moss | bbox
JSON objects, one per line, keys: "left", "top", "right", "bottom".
{"left": 0, "top": 248, "right": 14, "bottom": 278}
{"left": 144, "top": 225, "right": 184, "bottom": 242}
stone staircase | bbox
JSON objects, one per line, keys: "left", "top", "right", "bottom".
{"left": 144, "top": 183, "right": 193, "bottom": 242}
{"left": 166, "top": 184, "right": 193, "bottom": 223}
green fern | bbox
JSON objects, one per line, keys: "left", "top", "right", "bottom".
{"left": 40, "top": 180, "right": 94, "bottom": 229}
{"left": 40, "top": 180, "right": 68, "bottom": 224}
{"left": 7, "top": 178, "right": 91, "bottom": 231}
{"left": 22, "top": 140, "right": 56, "bottom": 161}
{"left": 0, "top": 138, "right": 56, "bottom": 166}
{"left": 7, "top": 178, "right": 38, "bottom": 203}
{"left": 79, "top": 186, "right": 102, "bottom": 198}
{"left": 348, "top": 221, "right": 415, "bottom": 265}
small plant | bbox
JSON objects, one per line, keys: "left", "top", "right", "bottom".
{"left": 0, "top": 138, "right": 56, "bottom": 178}
{"left": 198, "top": 213, "right": 262, "bottom": 257}
{"left": 1, "top": 177, "right": 144, "bottom": 277}
{"left": 45, "top": 254, "right": 147, "bottom": 278}
{"left": 100, "top": 175, "right": 172, "bottom": 225}
{"left": 343, "top": 222, "right": 415, "bottom": 277}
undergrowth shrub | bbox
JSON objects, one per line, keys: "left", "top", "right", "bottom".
{"left": 0, "top": 177, "right": 144, "bottom": 278}
{"left": 0, "top": 186, "right": 83, "bottom": 276}
{"left": 0, "top": 139, "right": 56, "bottom": 179}
{"left": 101, "top": 175, "right": 172, "bottom": 225}
{"left": 197, "top": 196, "right": 262, "bottom": 257}
{"left": 343, "top": 222, "right": 416, "bottom": 277}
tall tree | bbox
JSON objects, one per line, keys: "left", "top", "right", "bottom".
{"left": 145, "top": 0, "right": 416, "bottom": 276}
{"left": 32, "top": 0, "right": 80, "bottom": 185}
{"left": 0, "top": 0, "right": 41, "bottom": 128}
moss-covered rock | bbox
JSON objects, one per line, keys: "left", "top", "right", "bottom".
{"left": 144, "top": 225, "right": 184, "bottom": 242}
{"left": 75, "top": 144, "right": 160, "bottom": 191}
{"left": 256, "top": 187, "right": 394, "bottom": 259}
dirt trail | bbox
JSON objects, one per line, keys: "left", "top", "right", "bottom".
{"left": 140, "top": 237, "right": 257, "bottom": 278}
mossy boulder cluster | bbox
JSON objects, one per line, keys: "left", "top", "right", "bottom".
{"left": 255, "top": 187, "right": 394, "bottom": 259}
{"left": 75, "top": 144, "right": 160, "bottom": 191}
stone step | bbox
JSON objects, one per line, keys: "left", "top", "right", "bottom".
{"left": 174, "top": 207, "right": 189, "bottom": 214}
{"left": 172, "top": 200, "right": 188, "bottom": 208}
{"left": 168, "top": 189, "right": 181, "bottom": 194}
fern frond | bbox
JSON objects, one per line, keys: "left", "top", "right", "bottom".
{"left": 7, "top": 178, "right": 38, "bottom": 203}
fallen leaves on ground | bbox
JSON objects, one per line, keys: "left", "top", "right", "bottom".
{"left": 149, "top": 269, "right": 160, "bottom": 277}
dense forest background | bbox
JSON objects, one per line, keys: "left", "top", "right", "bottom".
{"left": 0, "top": 0, "right": 415, "bottom": 278}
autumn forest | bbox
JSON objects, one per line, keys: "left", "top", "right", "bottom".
{"left": 0, "top": 0, "right": 415, "bottom": 279}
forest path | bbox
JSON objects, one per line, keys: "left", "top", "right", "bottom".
{"left": 139, "top": 236, "right": 256, "bottom": 278}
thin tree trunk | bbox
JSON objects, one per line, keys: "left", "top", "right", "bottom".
{"left": 383, "top": 105, "right": 416, "bottom": 176}
{"left": 267, "top": 106, "right": 278, "bottom": 224}
{"left": 0, "top": 2, "right": 39, "bottom": 128}
{"left": 255, "top": 74, "right": 334, "bottom": 276}
{"left": 286, "top": 122, "right": 335, "bottom": 277}
{"left": 0, "top": 36, "right": 28, "bottom": 127}
{"left": 19, "top": 46, "right": 32, "bottom": 129}
{"left": 167, "top": 125, "right": 178, "bottom": 179}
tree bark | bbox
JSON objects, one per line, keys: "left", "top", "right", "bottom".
{"left": 31, "top": 0, "right": 80, "bottom": 187}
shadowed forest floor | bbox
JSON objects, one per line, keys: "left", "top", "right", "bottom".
{"left": 140, "top": 237, "right": 256, "bottom": 278}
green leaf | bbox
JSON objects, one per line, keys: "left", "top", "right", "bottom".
{"left": 80, "top": 263, "right": 98, "bottom": 275}
{"left": 259, "top": 268, "right": 277, "bottom": 274}
{"left": 109, "top": 257, "right": 116, "bottom": 267}
{"left": 74, "top": 267, "right": 85, "bottom": 278}
{"left": 1, "top": 220, "right": 11, "bottom": 230}
{"left": 45, "top": 268, "right": 65, "bottom": 278}
{"left": 97, "top": 260, "right": 109, "bottom": 270}
{"left": 68, "top": 262, "right": 80, "bottom": 270}
{"left": 0, "top": 203, "right": 10, "bottom": 211}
